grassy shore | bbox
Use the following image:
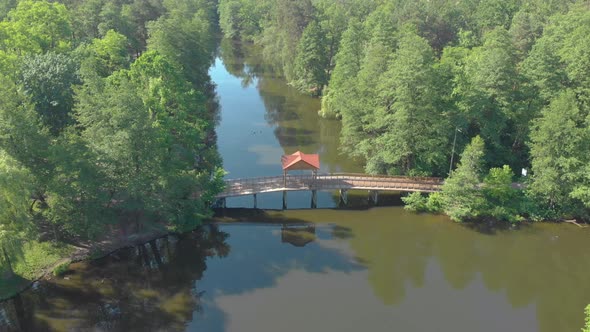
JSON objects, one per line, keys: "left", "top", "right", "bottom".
{"left": 0, "top": 240, "right": 76, "bottom": 300}
{"left": 0, "top": 224, "right": 171, "bottom": 301}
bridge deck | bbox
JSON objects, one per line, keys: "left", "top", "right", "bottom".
{"left": 217, "top": 173, "right": 443, "bottom": 198}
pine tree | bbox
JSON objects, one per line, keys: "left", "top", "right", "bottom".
{"left": 528, "top": 90, "right": 590, "bottom": 218}
{"left": 441, "top": 136, "right": 487, "bottom": 222}
{"left": 292, "top": 21, "right": 329, "bottom": 95}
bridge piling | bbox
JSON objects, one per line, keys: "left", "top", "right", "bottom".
{"left": 311, "top": 190, "right": 317, "bottom": 209}
{"left": 253, "top": 194, "right": 257, "bottom": 209}
{"left": 282, "top": 191, "right": 287, "bottom": 210}
{"left": 339, "top": 189, "right": 348, "bottom": 206}
{"left": 369, "top": 190, "right": 379, "bottom": 205}
{"left": 216, "top": 197, "right": 226, "bottom": 209}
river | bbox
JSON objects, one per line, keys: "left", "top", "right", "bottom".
{"left": 1, "top": 41, "right": 589, "bottom": 332}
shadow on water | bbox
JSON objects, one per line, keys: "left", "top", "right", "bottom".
{"left": 0, "top": 221, "right": 366, "bottom": 332}
{"left": 462, "top": 219, "right": 529, "bottom": 235}
{"left": 0, "top": 225, "right": 231, "bottom": 332}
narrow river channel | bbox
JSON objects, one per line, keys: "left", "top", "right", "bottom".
{"left": 1, "top": 41, "right": 590, "bottom": 332}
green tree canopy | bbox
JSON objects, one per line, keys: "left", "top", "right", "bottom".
{"left": 441, "top": 136, "right": 486, "bottom": 222}
{"left": 528, "top": 90, "right": 590, "bottom": 219}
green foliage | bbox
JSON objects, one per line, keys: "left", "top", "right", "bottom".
{"left": 52, "top": 261, "right": 70, "bottom": 276}
{"left": 147, "top": 4, "right": 213, "bottom": 89}
{"left": 403, "top": 192, "right": 444, "bottom": 214}
{"left": 441, "top": 136, "right": 487, "bottom": 222}
{"left": 0, "top": 240, "right": 74, "bottom": 281}
{"left": 482, "top": 165, "right": 524, "bottom": 223}
{"left": 402, "top": 192, "right": 428, "bottom": 212}
{"left": 528, "top": 90, "right": 590, "bottom": 219}
{"left": 0, "top": 0, "right": 223, "bottom": 284}
{"left": 0, "top": 150, "right": 35, "bottom": 276}
{"left": 75, "top": 50, "right": 221, "bottom": 231}
{"left": 583, "top": 304, "right": 590, "bottom": 332}
{"left": 20, "top": 52, "right": 79, "bottom": 134}
{"left": 320, "top": 19, "right": 364, "bottom": 118}
{"left": 425, "top": 192, "right": 444, "bottom": 213}
{"left": 218, "top": 0, "right": 265, "bottom": 41}
{"left": 292, "top": 21, "right": 329, "bottom": 95}
{"left": 371, "top": 29, "right": 449, "bottom": 175}
{"left": 1, "top": 0, "right": 72, "bottom": 54}
{"left": 78, "top": 30, "right": 130, "bottom": 78}
{"left": 0, "top": 0, "right": 14, "bottom": 19}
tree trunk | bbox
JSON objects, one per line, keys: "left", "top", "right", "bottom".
{"left": 149, "top": 240, "right": 163, "bottom": 269}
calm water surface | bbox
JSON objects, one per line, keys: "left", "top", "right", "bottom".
{"left": 1, "top": 41, "right": 589, "bottom": 332}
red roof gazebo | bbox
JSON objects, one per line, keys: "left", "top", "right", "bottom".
{"left": 281, "top": 151, "right": 320, "bottom": 186}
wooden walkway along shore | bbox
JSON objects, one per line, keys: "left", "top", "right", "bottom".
{"left": 215, "top": 173, "right": 444, "bottom": 209}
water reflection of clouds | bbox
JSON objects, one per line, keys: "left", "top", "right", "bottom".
{"left": 191, "top": 224, "right": 366, "bottom": 331}
{"left": 210, "top": 261, "right": 537, "bottom": 332}
{"left": 251, "top": 121, "right": 271, "bottom": 127}
{"left": 247, "top": 145, "right": 284, "bottom": 166}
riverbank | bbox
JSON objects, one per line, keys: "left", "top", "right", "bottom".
{"left": 0, "top": 207, "right": 368, "bottom": 301}
{"left": 4, "top": 203, "right": 586, "bottom": 302}
{"left": 0, "top": 225, "right": 172, "bottom": 301}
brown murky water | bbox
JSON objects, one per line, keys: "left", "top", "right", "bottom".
{"left": 1, "top": 41, "right": 589, "bottom": 332}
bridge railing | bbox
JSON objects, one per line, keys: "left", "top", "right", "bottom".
{"left": 218, "top": 173, "right": 443, "bottom": 197}
{"left": 323, "top": 173, "right": 443, "bottom": 183}
{"left": 223, "top": 173, "right": 443, "bottom": 183}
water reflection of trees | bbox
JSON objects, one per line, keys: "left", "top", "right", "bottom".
{"left": 0, "top": 225, "right": 230, "bottom": 332}
{"left": 218, "top": 39, "right": 363, "bottom": 174}
{"left": 330, "top": 212, "right": 590, "bottom": 332}
{"left": 218, "top": 39, "right": 273, "bottom": 88}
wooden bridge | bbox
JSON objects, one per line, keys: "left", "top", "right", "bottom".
{"left": 215, "top": 173, "right": 443, "bottom": 209}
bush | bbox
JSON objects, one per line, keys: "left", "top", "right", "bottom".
{"left": 402, "top": 192, "right": 428, "bottom": 212}
{"left": 425, "top": 192, "right": 444, "bottom": 213}
{"left": 52, "top": 261, "right": 70, "bottom": 277}
{"left": 403, "top": 192, "right": 444, "bottom": 213}
{"left": 583, "top": 304, "right": 590, "bottom": 332}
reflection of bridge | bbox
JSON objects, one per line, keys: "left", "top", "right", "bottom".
{"left": 215, "top": 173, "right": 443, "bottom": 209}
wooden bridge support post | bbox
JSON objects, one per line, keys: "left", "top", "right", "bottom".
{"left": 282, "top": 190, "right": 287, "bottom": 210}
{"left": 253, "top": 194, "right": 257, "bottom": 209}
{"left": 339, "top": 189, "right": 348, "bottom": 207}
{"left": 216, "top": 197, "right": 226, "bottom": 209}
{"left": 311, "top": 190, "right": 317, "bottom": 209}
{"left": 368, "top": 190, "right": 379, "bottom": 206}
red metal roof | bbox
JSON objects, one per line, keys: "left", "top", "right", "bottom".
{"left": 281, "top": 151, "right": 320, "bottom": 170}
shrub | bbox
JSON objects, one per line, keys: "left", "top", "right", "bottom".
{"left": 402, "top": 192, "right": 428, "bottom": 212}
{"left": 52, "top": 261, "right": 70, "bottom": 277}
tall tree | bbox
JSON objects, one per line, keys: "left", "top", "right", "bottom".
{"left": 0, "top": 150, "right": 35, "bottom": 277}
{"left": 292, "top": 21, "right": 329, "bottom": 95}
{"left": 19, "top": 52, "right": 79, "bottom": 135}
{"left": 454, "top": 27, "right": 527, "bottom": 168}
{"left": 1, "top": 0, "right": 72, "bottom": 54}
{"left": 339, "top": 7, "right": 397, "bottom": 162}
{"left": 75, "top": 51, "right": 221, "bottom": 231}
{"left": 147, "top": 5, "right": 212, "bottom": 90}
{"left": 528, "top": 90, "right": 590, "bottom": 218}
{"left": 441, "top": 135, "right": 487, "bottom": 222}
{"left": 366, "top": 28, "right": 448, "bottom": 175}
{"left": 320, "top": 19, "right": 365, "bottom": 118}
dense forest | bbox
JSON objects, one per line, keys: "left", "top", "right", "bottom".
{"left": 218, "top": 0, "right": 590, "bottom": 222}
{"left": 0, "top": 0, "right": 223, "bottom": 279}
